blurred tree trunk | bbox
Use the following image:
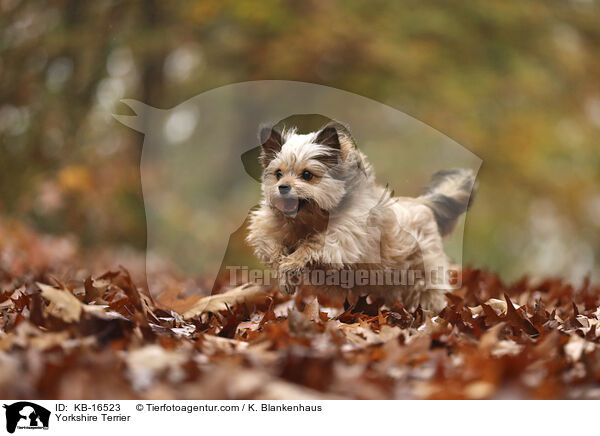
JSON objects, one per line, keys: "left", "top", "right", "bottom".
{"left": 141, "top": 0, "right": 165, "bottom": 108}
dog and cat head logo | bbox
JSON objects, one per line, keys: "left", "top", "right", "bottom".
{"left": 2, "top": 402, "right": 50, "bottom": 433}
{"left": 113, "top": 80, "right": 481, "bottom": 296}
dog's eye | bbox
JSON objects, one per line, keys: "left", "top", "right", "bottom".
{"left": 275, "top": 170, "right": 282, "bottom": 180}
{"left": 301, "top": 170, "right": 313, "bottom": 181}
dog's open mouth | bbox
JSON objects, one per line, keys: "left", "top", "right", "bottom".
{"left": 273, "top": 196, "right": 307, "bottom": 216}
{"left": 282, "top": 198, "right": 301, "bottom": 215}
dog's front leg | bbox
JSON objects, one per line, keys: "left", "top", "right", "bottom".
{"left": 277, "top": 237, "right": 323, "bottom": 295}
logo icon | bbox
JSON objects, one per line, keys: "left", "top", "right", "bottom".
{"left": 3, "top": 402, "right": 50, "bottom": 434}
{"left": 113, "top": 80, "right": 481, "bottom": 299}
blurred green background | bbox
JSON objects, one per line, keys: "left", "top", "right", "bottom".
{"left": 1, "top": 0, "right": 599, "bottom": 285}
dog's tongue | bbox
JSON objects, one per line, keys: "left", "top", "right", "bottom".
{"left": 283, "top": 198, "right": 299, "bottom": 214}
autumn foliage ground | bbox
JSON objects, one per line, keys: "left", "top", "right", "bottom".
{"left": 1, "top": 218, "right": 599, "bottom": 400}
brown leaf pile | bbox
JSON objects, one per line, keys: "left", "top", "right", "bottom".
{"left": 1, "top": 222, "right": 600, "bottom": 399}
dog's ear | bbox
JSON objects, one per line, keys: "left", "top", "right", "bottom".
{"left": 258, "top": 126, "right": 283, "bottom": 168}
{"left": 315, "top": 124, "right": 341, "bottom": 150}
{"left": 241, "top": 147, "right": 262, "bottom": 182}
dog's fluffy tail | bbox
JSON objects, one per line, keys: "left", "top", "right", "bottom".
{"left": 421, "top": 168, "right": 478, "bottom": 237}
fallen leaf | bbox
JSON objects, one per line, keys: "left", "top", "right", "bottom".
{"left": 37, "top": 282, "right": 82, "bottom": 322}
{"left": 182, "top": 284, "right": 268, "bottom": 319}
{"left": 123, "top": 345, "right": 189, "bottom": 390}
{"left": 564, "top": 335, "right": 595, "bottom": 362}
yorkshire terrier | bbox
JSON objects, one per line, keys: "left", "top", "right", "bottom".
{"left": 246, "top": 122, "right": 477, "bottom": 312}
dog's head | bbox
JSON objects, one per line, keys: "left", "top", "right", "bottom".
{"left": 258, "top": 122, "right": 361, "bottom": 218}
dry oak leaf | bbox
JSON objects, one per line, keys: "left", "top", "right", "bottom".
{"left": 564, "top": 335, "right": 595, "bottom": 362}
{"left": 37, "top": 282, "right": 83, "bottom": 322}
{"left": 491, "top": 340, "right": 524, "bottom": 358}
{"left": 124, "top": 345, "right": 190, "bottom": 391}
{"left": 201, "top": 365, "right": 341, "bottom": 400}
{"left": 181, "top": 283, "right": 268, "bottom": 319}
{"left": 469, "top": 298, "right": 508, "bottom": 317}
{"left": 464, "top": 381, "right": 496, "bottom": 399}
{"left": 200, "top": 334, "right": 250, "bottom": 353}
{"left": 0, "top": 322, "right": 79, "bottom": 351}
{"left": 337, "top": 321, "right": 403, "bottom": 346}
{"left": 37, "top": 282, "right": 129, "bottom": 322}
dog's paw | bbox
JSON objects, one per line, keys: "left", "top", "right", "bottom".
{"left": 279, "top": 278, "right": 296, "bottom": 296}
{"left": 276, "top": 251, "right": 310, "bottom": 296}
{"left": 419, "top": 290, "right": 448, "bottom": 313}
{"left": 278, "top": 269, "right": 302, "bottom": 295}
{"left": 279, "top": 254, "right": 305, "bottom": 272}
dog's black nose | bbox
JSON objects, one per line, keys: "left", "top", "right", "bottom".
{"left": 278, "top": 183, "right": 291, "bottom": 194}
